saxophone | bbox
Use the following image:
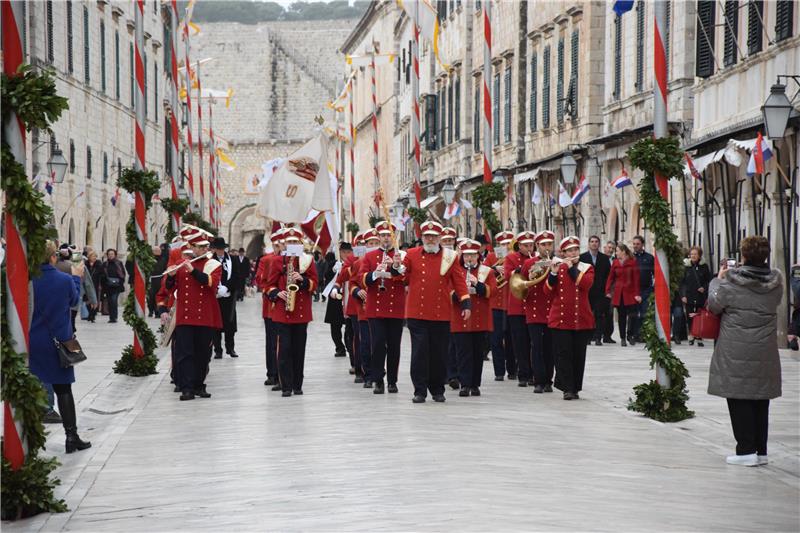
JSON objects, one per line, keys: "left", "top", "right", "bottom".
{"left": 285, "top": 256, "right": 299, "bottom": 313}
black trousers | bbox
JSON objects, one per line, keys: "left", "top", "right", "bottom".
{"left": 590, "top": 297, "right": 610, "bottom": 341}
{"left": 348, "top": 315, "right": 362, "bottom": 376}
{"left": 263, "top": 318, "right": 278, "bottom": 379}
{"left": 453, "top": 331, "right": 486, "bottom": 389}
{"left": 359, "top": 320, "right": 371, "bottom": 379}
{"left": 173, "top": 325, "right": 214, "bottom": 393}
{"left": 213, "top": 297, "right": 237, "bottom": 354}
{"left": 604, "top": 305, "right": 615, "bottom": 340}
{"left": 616, "top": 305, "right": 637, "bottom": 342}
{"left": 330, "top": 323, "right": 346, "bottom": 354}
{"left": 552, "top": 329, "right": 591, "bottom": 394}
{"left": 508, "top": 314, "right": 532, "bottom": 381}
{"left": 528, "top": 323, "right": 553, "bottom": 386}
{"left": 490, "top": 309, "right": 517, "bottom": 377}
{"left": 447, "top": 337, "right": 458, "bottom": 380}
{"left": 408, "top": 319, "right": 450, "bottom": 398}
{"left": 369, "top": 318, "right": 403, "bottom": 385}
{"left": 343, "top": 319, "right": 354, "bottom": 360}
{"left": 727, "top": 398, "right": 770, "bottom": 455}
{"left": 274, "top": 322, "right": 308, "bottom": 392}
{"left": 106, "top": 290, "right": 121, "bottom": 321}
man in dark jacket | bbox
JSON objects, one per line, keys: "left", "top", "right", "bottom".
{"left": 211, "top": 237, "right": 240, "bottom": 358}
{"left": 580, "top": 235, "right": 612, "bottom": 346}
{"left": 233, "top": 248, "right": 251, "bottom": 301}
{"left": 631, "top": 235, "right": 654, "bottom": 342}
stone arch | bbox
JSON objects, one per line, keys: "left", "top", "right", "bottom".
{"left": 244, "top": 233, "right": 265, "bottom": 259}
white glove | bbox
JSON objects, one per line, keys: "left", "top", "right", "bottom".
{"left": 217, "top": 285, "right": 231, "bottom": 298}
{"left": 333, "top": 261, "right": 342, "bottom": 273}
{"left": 330, "top": 287, "right": 340, "bottom": 299}
{"left": 468, "top": 287, "right": 477, "bottom": 295}
{"left": 373, "top": 270, "right": 390, "bottom": 280}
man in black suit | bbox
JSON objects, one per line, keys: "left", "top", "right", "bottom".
{"left": 580, "top": 235, "right": 612, "bottom": 346}
{"left": 233, "top": 247, "right": 251, "bottom": 301}
{"left": 211, "top": 237, "right": 240, "bottom": 358}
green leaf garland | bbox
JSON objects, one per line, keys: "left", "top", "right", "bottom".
{"left": 471, "top": 182, "right": 506, "bottom": 237}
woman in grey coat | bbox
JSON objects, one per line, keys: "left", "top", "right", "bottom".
{"left": 707, "top": 236, "right": 782, "bottom": 467}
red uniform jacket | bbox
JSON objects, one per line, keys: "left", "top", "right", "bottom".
{"left": 484, "top": 252, "right": 507, "bottom": 311}
{"left": 450, "top": 263, "right": 495, "bottom": 332}
{"left": 402, "top": 246, "right": 470, "bottom": 322}
{"left": 358, "top": 248, "right": 406, "bottom": 319}
{"left": 349, "top": 257, "right": 369, "bottom": 321}
{"left": 605, "top": 258, "right": 641, "bottom": 307}
{"left": 166, "top": 256, "right": 223, "bottom": 329}
{"left": 335, "top": 255, "right": 361, "bottom": 318}
{"left": 256, "top": 253, "right": 275, "bottom": 319}
{"left": 521, "top": 256, "right": 554, "bottom": 325}
{"left": 265, "top": 253, "right": 318, "bottom": 324}
{"left": 504, "top": 251, "right": 533, "bottom": 316}
{"left": 544, "top": 261, "right": 595, "bottom": 331}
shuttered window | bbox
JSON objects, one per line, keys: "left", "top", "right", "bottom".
{"left": 556, "top": 38, "right": 564, "bottom": 124}
{"left": 154, "top": 65, "right": 158, "bottom": 120}
{"left": 454, "top": 75, "right": 461, "bottom": 141}
{"left": 665, "top": 0, "right": 671, "bottom": 79}
{"left": 542, "top": 45, "right": 551, "bottom": 128}
{"left": 775, "top": 0, "right": 794, "bottom": 42}
{"left": 69, "top": 140, "right": 76, "bottom": 173}
{"left": 696, "top": 1, "right": 716, "bottom": 78}
{"left": 67, "top": 1, "right": 74, "bottom": 73}
{"left": 747, "top": 0, "right": 763, "bottom": 55}
{"left": 103, "top": 153, "right": 109, "bottom": 183}
{"left": 447, "top": 81, "right": 453, "bottom": 145}
{"left": 83, "top": 6, "right": 90, "bottom": 84}
{"left": 529, "top": 53, "right": 537, "bottom": 131}
{"left": 613, "top": 16, "right": 621, "bottom": 100}
{"left": 635, "top": 2, "right": 645, "bottom": 90}
{"left": 115, "top": 31, "right": 120, "bottom": 100}
{"left": 569, "top": 30, "right": 578, "bottom": 119}
{"left": 493, "top": 72, "right": 500, "bottom": 145}
{"left": 439, "top": 86, "right": 445, "bottom": 149}
{"left": 100, "top": 21, "right": 106, "bottom": 92}
{"left": 144, "top": 53, "right": 148, "bottom": 117}
{"left": 503, "top": 65, "right": 511, "bottom": 143}
{"left": 86, "top": 146, "right": 92, "bottom": 180}
{"left": 473, "top": 81, "right": 480, "bottom": 152}
{"left": 46, "top": 1, "right": 54, "bottom": 63}
{"left": 723, "top": 0, "right": 739, "bottom": 67}
{"left": 130, "top": 43, "right": 134, "bottom": 107}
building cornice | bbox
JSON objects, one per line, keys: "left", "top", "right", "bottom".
{"left": 340, "top": 1, "right": 388, "bottom": 55}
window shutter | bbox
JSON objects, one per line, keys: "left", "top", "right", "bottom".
{"left": 67, "top": 1, "right": 74, "bottom": 73}
{"left": 130, "top": 43, "right": 134, "bottom": 107}
{"left": 556, "top": 37, "right": 564, "bottom": 124}
{"left": 454, "top": 76, "right": 461, "bottom": 141}
{"left": 425, "top": 93, "right": 437, "bottom": 150}
{"left": 447, "top": 82, "right": 453, "bottom": 145}
{"left": 46, "top": 1, "right": 54, "bottom": 63}
{"left": 100, "top": 21, "right": 106, "bottom": 92}
{"left": 493, "top": 72, "right": 500, "bottom": 145}
{"left": 439, "top": 86, "right": 446, "bottom": 148}
{"left": 529, "top": 53, "right": 537, "bottom": 131}
{"left": 144, "top": 53, "right": 148, "bottom": 117}
{"left": 665, "top": 0, "right": 671, "bottom": 79}
{"left": 542, "top": 45, "right": 551, "bottom": 128}
{"left": 696, "top": 0, "right": 716, "bottom": 78}
{"left": 503, "top": 65, "right": 511, "bottom": 142}
{"left": 570, "top": 30, "right": 578, "bottom": 118}
{"left": 613, "top": 16, "right": 621, "bottom": 99}
{"left": 775, "top": 0, "right": 794, "bottom": 42}
{"left": 473, "top": 81, "right": 480, "bottom": 152}
{"left": 103, "top": 153, "right": 108, "bottom": 183}
{"left": 635, "top": 1, "right": 645, "bottom": 91}
{"left": 87, "top": 146, "right": 92, "bottom": 180}
{"left": 154, "top": 65, "right": 158, "bottom": 121}
{"left": 70, "top": 140, "right": 76, "bottom": 173}
{"left": 723, "top": 0, "right": 739, "bottom": 67}
{"left": 747, "top": 0, "right": 763, "bottom": 55}
{"left": 115, "top": 31, "right": 120, "bottom": 100}
{"left": 83, "top": 6, "right": 90, "bottom": 84}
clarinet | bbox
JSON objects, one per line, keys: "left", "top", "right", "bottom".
{"left": 379, "top": 249, "right": 388, "bottom": 291}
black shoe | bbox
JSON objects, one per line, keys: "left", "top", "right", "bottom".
{"left": 109, "top": 319, "right": 117, "bottom": 323}
{"left": 507, "top": 374, "right": 518, "bottom": 380}
{"left": 354, "top": 375, "right": 364, "bottom": 384}
{"left": 282, "top": 390, "right": 292, "bottom": 397}
{"left": 335, "top": 351, "right": 346, "bottom": 358}
{"left": 603, "top": 338, "right": 616, "bottom": 344}
{"left": 448, "top": 378, "right": 460, "bottom": 390}
{"left": 412, "top": 395, "right": 426, "bottom": 404}
{"left": 363, "top": 381, "right": 373, "bottom": 389}
{"left": 595, "top": 340, "right": 602, "bottom": 347}
{"left": 563, "top": 392, "right": 576, "bottom": 400}
{"left": 673, "top": 338, "right": 682, "bottom": 345}
{"left": 293, "top": 389, "right": 303, "bottom": 395}
{"left": 264, "top": 377, "right": 277, "bottom": 386}
{"left": 179, "top": 391, "right": 195, "bottom": 401}
{"left": 629, "top": 339, "right": 636, "bottom": 346}
{"left": 432, "top": 394, "right": 446, "bottom": 403}
{"left": 214, "top": 353, "right": 223, "bottom": 359}
{"left": 518, "top": 381, "right": 528, "bottom": 388}
{"left": 387, "top": 383, "right": 398, "bottom": 393}
{"left": 228, "top": 351, "right": 239, "bottom": 358}
{"left": 173, "top": 385, "right": 181, "bottom": 393}
{"left": 271, "top": 384, "right": 283, "bottom": 392}
{"left": 697, "top": 341, "right": 704, "bottom": 347}
{"left": 527, "top": 379, "right": 535, "bottom": 386}
{"left": 373, "top": 382, "right": 385, "bottom": 394}
{"left": 459, "top": 388, "right": 470, "bottom": 397}
{"left": 470, "top": 387, "right": 481, "bottom": 396}
{"left": 533, "top": 384, "right": 544, "bottom": 394}
{"left": 790, "top": 338, "right": 799, "bottom": 351}
{"left": 194, "top": 388, "right": 211, "bottom": 398}
{"left": 65, "top": 431, "right": 92, "bottom": 453}
{"left": 621, "top": 340, "right": 627, "bottom": 347}
{"left": 689, "top": 338, "right": 695, "bottom": 346}
{"left": 43, "top": 409, "right": 62, "bottom": 424}
{"left": 349, "top": 367, "right": 356, "bottom": 375}
{"left": 544, "top": 384, "right": 553, "bottom": 393}
{"left": 56, "top": 391, "right": 92, "bottom": 452}
{"left": 494, "top": 376, "right": 504, "bottom": 382}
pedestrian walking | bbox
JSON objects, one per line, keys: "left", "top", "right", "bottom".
{"left": 680, "top": 246, "right": 712, "bottom": 347}
{"left": 630, "top": 235, "right": 654, "bottom": 342}
{"left": 148, "top": 244, "right": 168, "bottom": 317}
{"left": 85, "top": 250, "right": 104, "bottom": 323}
{"left": 602, "top": 240, "right": 617, "bottom": 342}
{"left": 605, "top": 243, "right": 641, "bottom": 346}
{"left": 707, "top": 236, "right": 782, "bottom": 466}
{"left": 580, "top": 235, "right": 612, "bottom": 346}
{"left": 102, "top": 248, "right": 126, "bottom": 323}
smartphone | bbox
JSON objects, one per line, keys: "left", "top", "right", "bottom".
{"left": 726, "top": 259, "right": 736, "bottom": 268}
{"left": 70, "top": 251, "right": 83, "bottom": 264}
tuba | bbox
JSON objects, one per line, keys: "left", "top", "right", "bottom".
{"left": 285, "top": 256, "right": 299, "bottom": 313}
{"left": 510, "top": 254, "right": 561, "bottom": 300}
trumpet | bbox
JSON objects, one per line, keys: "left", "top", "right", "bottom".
{"left": 285, "top": 256, "right": 299, "bottom": 313}
{"left": 493, "top": 258, "right": 507, "bottom": 289}
{"left": 509, "top": 254, "right": 563, "bottom": 300}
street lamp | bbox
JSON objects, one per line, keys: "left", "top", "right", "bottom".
{"left": 761, "top": 83, "right": 794, "bottom": 140}
{"left": 48, "top": 144, "right": 68, "bottom": 184}
{"left": 408, "top": 193, "right": 418, "bottom": 209}
{"left": 442, "top": 179, "right": 456, "bottom": 205}
{"left": 492, "top": 172, "right": 506, "bottom": 185}
{"left": 560, "top": 152, "right": 577, "bottom": 184}
{"left": 392, "top": 200, "right": 404, "bottom": 219}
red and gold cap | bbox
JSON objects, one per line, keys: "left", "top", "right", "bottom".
{"left": 187, "top": 233, "right": 210, "bottom": 247}
{"left": 375, "top": 221, "right": 396, "bottom": 234}
{"left": 420, "top": 221, "right": 443, "bottom": 236}
{"left": 458, "top": 239, "right": 481, "bottom": 254}
{"left": 535, "top": 230, "right": 555, "bottom": 245}
{"left": 516, "top": 231, "right": 536, "bottom": 244}
{"left": 559, "top": 235, "right": 581, "bottom": 251}
{"left": 363, "top": 229, "right": 380, "bottom": 242}
{"left": 495, "top": 231, "right": 514, "bottom": 245}
{"left": 283, "top": 228, "right": 304, "bottom": 242}
{"left": 441, "top": 227, "right": 457, "bottom": 240}
{"left": 270, "top": 228, "right": 286, "bottom": 243}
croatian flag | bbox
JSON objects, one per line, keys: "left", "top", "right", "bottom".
{"left": 612, "top": 1, "right": 634, "bottom": 16}
{"left": 746, "top": 132, "right": 773, "bottom": 176}
{"left": 684, "top": 153, "right": 702, "bottom": 181}
{"left": 571, "top": 175, "right": 590, "bottom": 205}
{"left": 612, "top": 169, "right": 633, "bottom": 189}
{"left": 110, "top": 188, "right": 121, "bottom": 206}
{"left": 443, "top": 200, "right": 461, "bottom": 220}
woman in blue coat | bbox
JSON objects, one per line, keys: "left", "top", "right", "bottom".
{"left": 30, "top": 240, "right": 92, "bottom": 453}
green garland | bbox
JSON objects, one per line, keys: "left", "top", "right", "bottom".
{"left": 407, "top": 207, "right": 428, "bottom": 225}
{"left": 345, "top": 221, "right": 359, "bottom": 237}
{"left": 159, "top": 197, "right": 190, "bottom": 242}
{"left": 368, "top": 215, "right": 383, "bottom": 228}
{"left": 112, "top": 169, "right": 160, "bottom": 376}
{"left": 471, "top": 182, "right": 506, "bottom": 237}
{"left": 1, "top": 66, "right": 68, "bottom": 519}
{"left": 626, "top": 137, "right": 694, "bottom": 422}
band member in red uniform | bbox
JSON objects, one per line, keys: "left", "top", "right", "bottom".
{"left": 521, "top": 230, "right": 556, "bottom": 393}
{"left": 441, "top": 226, "right": 460, "bottom": 388}
{"left": 256, "top": 229, "right": 284, "bottom": 387}
{"left": 451, "top": 240, "right": 496, "bottom": 397}
{"left": 402, "top": 221, "right": 470, "bottom": 403}
{"left": 359, "top": 221, "right": 406, "bottom": 394}
{"left": 351, "top": 229, "right": 378, "bottom": 387}
{"left": 544, "top": 236, "right": 595, "bottom": 400}
{"left": 265, "top": 228, "right": 318, "bottom": 397}
{"left": 487, "top": 231, "right": 516, "bottom": 381}
{"left": 505, "top": 230, "right": 536, "bottom": 387}
{"left": 441, "top": 227, "right": 457, "bottom": 249}
{"left": 333, "top": 233, "right": 364, "bottom": 382}
{"left": 165, "top": 232, "right": 222, "bottom": 401}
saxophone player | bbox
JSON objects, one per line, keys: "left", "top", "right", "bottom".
{"left": 486, "top": 231, "right": 516, "bottom": 381}
{"left": 521, "top": 230, "right": 556, "bottom": 394}
{"left": 264, "top": 228, "right": 318, "bottom": 397}
{"left": 256, "top": 228, "right": 285, "bottom": 388}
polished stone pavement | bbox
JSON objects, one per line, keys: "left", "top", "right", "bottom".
{"left": 8, "top": 297, "right": 800, "bottom": 532}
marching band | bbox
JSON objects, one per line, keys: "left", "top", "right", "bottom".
{"left": 157, "top": 220, "right": 599, "bottom": 404}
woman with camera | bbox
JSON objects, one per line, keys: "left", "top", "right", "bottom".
{"left": 30, "top": 240, "right": 92, "bottom": 453}
{"left": 707, "top": 236, "right": 782, "bottom": 466}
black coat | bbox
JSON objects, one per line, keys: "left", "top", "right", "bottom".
{"left": 580, "top": 251, "right": 611, "bottom": 304}
{"left": 234, "top": 256, "right": 251, "bottom": 289}
{"left": 215, "top": 252, "right": 239, "bottom": 331}
{"left": 680, "top": 261, "right": 712, "bottom": 307}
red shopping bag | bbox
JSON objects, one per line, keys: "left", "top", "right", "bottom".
{"left": 691, "top": 307, "right": 720, "bottom": 340}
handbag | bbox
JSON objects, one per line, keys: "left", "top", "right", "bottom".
{"left": 54, "top": 337, "right": 87, "bottom": 368}
{"left": 690, "top": 306, "right": 720, "bottom": 340}
{"left": 106, "top": 276, "right": 122, "bottom": 289}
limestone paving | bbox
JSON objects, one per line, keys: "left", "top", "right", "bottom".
{"left": 8, "top": 297, "right": 799, "bottom": 532}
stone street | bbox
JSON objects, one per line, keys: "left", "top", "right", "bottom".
{"left": 8, "top": 297, "right": 800, "bottom": 532}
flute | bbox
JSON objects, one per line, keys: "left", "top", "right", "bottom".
{"left": 149, "top": 252, "right": 213, "bottom": 279}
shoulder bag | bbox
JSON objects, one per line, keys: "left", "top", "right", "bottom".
{"left": 47, "top": 321, "right": 88, "bottom": 368}
{"left": 690, "top": 306, "right": 720, "bottom": 340}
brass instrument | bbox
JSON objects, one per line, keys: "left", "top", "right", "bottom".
{"left": 493, "top": 258, "right": 507, "bottom": 289}
{"left": 509, "top": 255, "right": 563, "bottom": 300}
{"left": 285, "top": 256, "right": 299, "bottom": 313}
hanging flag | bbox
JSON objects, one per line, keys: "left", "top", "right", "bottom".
{"left": 396, "top": 0, "right": 450, "bottom": 68}
{"left": 460, "top": 197, "right": 474, "bottom": 210}
{"left": 571, "top": 175, "right": 590, "bottom": 205}
{"left": 110, "top": 187, "right": 121, "bottom": 206}
{"left": 45, "top": 178, "right": 53, "bottom": 196}
{"left": 746, "top": 132, "right": 773, "bottom": 176}
{"left": 612, "top": 169, "right": 633, "bottom": 189}
{"left": 301, "top": 210, "right": 332, "bottom": 253}
{"left": 346, "top": 53, "right": 395, "bottom": 67}
{"left": 558, "top": 182, "right": 572, "bottom": 207}
{"left": 549, "top": 192, "right": 556, "bottom": 207}
{"left": 216, "top": 148, "right": 236, "bottom": 170}
{"left": 532, "top": 181, "right": 543, "bottom": 205}
{"left": 684, "top": 153, "right": 702, "bottom": 181}
{"left": 612, "top": 0, "right": 635, "bottom": 16}
{"left": 443, "top": 200, "right": 461, "bottom": 220}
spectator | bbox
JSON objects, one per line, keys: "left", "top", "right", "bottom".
{"left": 30, "top": 240, "right": 92, "bottom": 453}
{"left": 233, "top": 247, "right": 251, "bottom": 301}
{"left": 148, "top": 244, "right": 168, "bottom": 317}
{"left": 57, "top": 244, "right": 96, "bottom": 332}
{"left": 85, "top": 250, "right": 104, "bottom": 323}
{"left": 602, "top": 240, "right": 617, "bottom": 342}
{"left": 707, "top": 236, "right": 782, "bottom": 466}
{"left": 580, "top": 235, "right": 612, "bottom": 346}
{"left": 631, "top": 235, "right": 655, "bottom": 342}
{"left": 680, "top": 246, "right": 712, "bottom": 347}
{"left": 314, "top": 250, "right": 326, "bottom": 302}
{"left": 605, "top": 243, "right": 642, "bottom": 346}
{"left": 102, "top": 248, "right": 126, "bottom": 323}
{"left": 789, "top": 263, "right": 800, "bottom": 351}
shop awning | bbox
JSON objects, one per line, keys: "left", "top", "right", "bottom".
{"left": 682, "top": 136, "right": 771, "bottom": 178}
{"left": 514, "top": 165, "right": 559, "bottom": 184}
{"left": 420, "top": 195, "right": 440, "bottom": 209}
